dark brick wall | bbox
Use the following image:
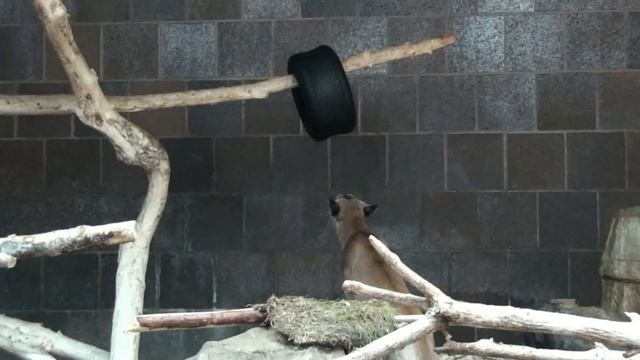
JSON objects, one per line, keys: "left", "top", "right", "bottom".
{"left": 1, "top": 0, "right": 638, "bottom": 357}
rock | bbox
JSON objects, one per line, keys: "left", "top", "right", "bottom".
{"left": 187, "top": 327, "right": 456, "bottom": 360}
{"left": 186, "top": 327, "right": 345, "bottom": 360}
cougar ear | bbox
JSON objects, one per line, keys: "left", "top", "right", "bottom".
{"left": 329, "top": 198, "right": 340, "bottom": 216}
{"left": 363, "top": 204, "right": 378, "bottom": 217}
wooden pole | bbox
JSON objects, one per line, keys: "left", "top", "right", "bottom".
{"left": 0, "top": 221, "right": 136, "bottom": 268}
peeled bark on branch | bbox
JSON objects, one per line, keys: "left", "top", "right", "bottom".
{"left": 0, "top": 35, "right": 455, "bottom": 116}
{"left": 133, "top": 309, "right": 267, "bottom": 332}
{"left": 436, "top": 339, "right": 634, "bottom": 360}
{"left": 0, "top": 314, "right": 109, "bottom": 360}
{"left": 33, "top": 1, "right": 170, "bottom": 359}
{"left": 0, "top": 221, "right": 135, "bottom": 268}
{"left": 0, "top": 335, "right": 56, "bottom": 360}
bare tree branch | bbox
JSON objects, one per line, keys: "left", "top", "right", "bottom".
{"left": 342, "top": 280, "right": 429, "bottom": 310}
{"left": 437, "top": 339, "right": 633, "bottom": 360}
{"left": 133, "top": 309, "right": 267, "bottom": 332}
{"left": 32, "top": 1, "right": 170, "bottom": 359}
{"left": 0, "top": 35, "right": 455, "bottom": 116}
{"left": 0, "top": 314, "right": 108, "bottom": 360}
{"left": 337, "top": 316, "right": 441, "bottom": 360}
{"left": 0, "top": 221, "right": 135, "bottom": 268}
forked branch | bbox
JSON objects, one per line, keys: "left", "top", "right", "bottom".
{"left": 0, "top": 314, "right": 108, "bottom": 360}
{"left": 32, "top": 1, "right": 170, "bottom": 359}
{"left": 338, "top": 235, "right": 640, "bottom": 360}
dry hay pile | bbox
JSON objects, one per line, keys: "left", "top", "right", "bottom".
{"left": 265, "top": 296, "right": 397, "bottom": 350}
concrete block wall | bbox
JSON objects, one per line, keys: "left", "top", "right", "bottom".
{"left": 2, "top": 0, "right": 640, "bottom": 358}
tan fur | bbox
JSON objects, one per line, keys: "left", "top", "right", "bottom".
{"left": 330, "top": 194, "right": 436, "bottom": 360}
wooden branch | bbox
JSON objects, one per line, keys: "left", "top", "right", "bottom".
{"left": 132, "top": 309, "right": 267, "bottom": 332}
{"left": 368, "top": 235, "right": 449, "bottom": 300}
{"left": 33, "top": 1, "right": 170, "bottom": 360}
{"left": 342, "top": 35, "right": 454, "bottom": 72}
{"left": 437, "top": 339, "right": 633, "bottom": 360}
{"left": 337, "top": 316, "right": 441, "bottom": 360}
{"left": 342, "top": 280, "right": 429, "bottom": 310}
{"left": 442, "top": 302, "right": 640, "bottom": 349}
{"left": 0, "top": 314, "right": 109, "bottom": 360}
{"left": 0, "top": 221, "right": 135, "bottom": 268}
{"left": 0, "top": 35, "right": 455, "bottom": 116}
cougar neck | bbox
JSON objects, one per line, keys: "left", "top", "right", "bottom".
{"left": 336, "top": 215, "right": 370, "bottom": 249}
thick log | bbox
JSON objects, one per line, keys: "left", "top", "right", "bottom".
{"left": 601, "top": 207, "right": 640, "bottom": 314}
{"left": 0, "top": 314, "right": 108, "bottom": 360}
{"left": 0, "top": 35, "right": 455, "bottom": 116}
{"left": 0, "top": 221, "right": 135, "bottom": 268}
{"left": 437, "top": 339, "right": 633, "bottom": 360}
{"left": 133, "top": 309, "right": 267, "bottom": 332}
{"left": 33, "top": 1, "right": 170, "bottom": 359}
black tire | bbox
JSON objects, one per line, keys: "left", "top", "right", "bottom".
{"left": 287, "top": 45, "right": 356, "bottom": 141}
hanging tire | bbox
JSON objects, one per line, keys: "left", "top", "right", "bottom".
{"left": 287, "top": 45, "right": 356, "bottom": 142}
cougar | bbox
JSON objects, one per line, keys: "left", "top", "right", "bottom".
{"left": 329, "top": 194, "right": 436, "bottom": 360}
